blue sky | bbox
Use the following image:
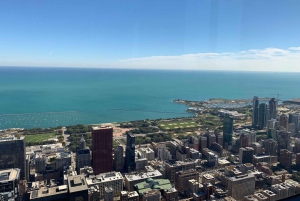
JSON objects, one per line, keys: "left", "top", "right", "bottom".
{"left": 1, "top": 0, "right": 300, "bottom": 71}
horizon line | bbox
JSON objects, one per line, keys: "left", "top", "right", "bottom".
{"left": 1, "top": 65, "right": 300, "bottom": 74}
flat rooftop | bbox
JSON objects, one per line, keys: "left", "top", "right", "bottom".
{"left": 0, "top": 168, "right": 20, "bottom": 182}
{"left": 125, "top": 170, "right": 162, "bottom": 181}
{"left": 92, "top": 126, "right": 112, "bottom": 130}
{"left": 86, "top": 172, "right": 123, "bottom": 185}
{"left": 68, "top": 175, "right": 88, "bottom": 193}
{"left": 30, "top": 185, "right": 68, "bottom": 199}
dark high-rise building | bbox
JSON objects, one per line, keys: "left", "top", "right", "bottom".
{"left": 0, "top": 136, "right": 26, "bottom": 179}
{"left": 269, "top": 98, "right": 278, "bottom": 120}
{"left": 252, "top": 96, "right": 259, "bottom": 127}
{"left": 223, "top": 115, "right": 234, "bottom": 147}
{"left": 263, "top": 139, "right": 278, "bottom": 156}
{"left": 279, "top": 114, "right": 289, "bottom": 129}
{"left": 216, "top": 133, "right": 223, "bottom": 147}
{"left": 125, "top": 133, "right": 136, "bottom": 172}
{"left": 239, "top": 147, "right": 254, "bottom": 164}
{"left": 289, "top": 113, "right": 299, "bottom": 133}
{"left": 240, "top": 134, "right": 250, "bottom": 148}
{"left": 199, "top": 135, "right": 207, "bottom": 151}
{"left": 76, "top": 136, "right": 91, "bottom": 173}
{"left": 114, "top": 146, "right": 124, "bottom": 172}
{"left": 279, "top": 149, "right": 292, "bottom": 169}
{"left": 258, "top": 103, "right": 268, "bottom": 129}
{"left": 92, "top": 126, "right": 113, "bottom": 175}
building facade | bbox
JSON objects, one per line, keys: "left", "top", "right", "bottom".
{"left": 92, "top": 126, "right": 113, "bottom": 175}
{"left": 0, "top": 136, "right": 26, "bottom": 179}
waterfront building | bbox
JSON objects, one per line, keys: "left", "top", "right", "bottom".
{"left": 252, "top": 96, "right": 260, "bottom": 127}
{"left": 258, "top": 103, "right": 268, "bottom": 129}
{"left": 86, "top": 171, "right": 123, "bottom": 199}
{"left": 227, "top": 173, "right": 255, "bottom": 200}
{"left": 239, "top": 147, "right": 254, "bottom": 164}
{"left": 68, "top": 175, "right": 89, "bottom": 201}
{"left": 76, "top": 136, "right": 91, "bottom": 173}
{"left": 125, "top": 133, "right": 136, "bottom": 172}
{"left": 0, "top": 135, "right": 26, "bottom": 179}
{"left": 279, "top": 114, "right": 289, "bottom": 129}
{"left": 114, "top": 146, "right": 124, "bottom": 172}
{"left": 269, "top": 98, "right": 278, "bottom": 120}
{"left": 92, "top": 126, "right": 113, "bottom": 175}
{"left": 279, "top": 149, "right": 292, "bottom": 169}
{"left": 223, "top": 115, "right": 234, "bottom": 147}
{"left": 0, "top": 168, "right": 20, "bottom": 201}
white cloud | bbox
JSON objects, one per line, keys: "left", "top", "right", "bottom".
{"left": 115, "top": 47, "right": 300, "bottom": 72}
{"left": 2, "top": 46, "right": 300, "bottom": 72}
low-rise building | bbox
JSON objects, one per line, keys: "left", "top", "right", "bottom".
{"left": 175, "top": 169, "right": 199, "bottom": 193}
{"left": 124, "top": 169, "right": 163, "bottom": 191}
{"left": 227, "top": 174, "right": 255, "bottom": 200}
{"left": 164, "top": 159, "right": 198, "bottom": 183}
{"left": 0, "top": 168, "right": 20, "bottom": 201}
{"left": 120, "top": 191, "right": 139, "bottom": 201}
{"left": 68, "top": 175, "right": 88, "bottom": 201}
{"left": 86, "top": 171, "right": 123, "bottom": 199}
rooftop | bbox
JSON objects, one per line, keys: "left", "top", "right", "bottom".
{"left": 125, "top": 170, "right": 162, "bottom": 181}
{"left": 0, "top": 135, "right": 24, "bottom": 142}
{"left": 229, "top": 173, "right": 254, "bottom": 181}
{"left": 92, "top": 126, "right": 112, "bottom": 130}
{"left": 30, "top": 185, "right": 68, "bottom": 199}
{"left": 68, "top": 175, "right": 88, "bottom": 193}
{"left": 133, "top": 178, "right": 172, "bottom": 193}
{"left": 56, "top": 152, "right": 71, "bottom": 159}
{"left": 86, "top": 172, "right": 123, "bottom": 185}
{"left": 0, "top": 168, "right": 20, "bottom": 182}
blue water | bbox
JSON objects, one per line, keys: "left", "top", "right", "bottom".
{"left": 0, "top": 67, "right": 300, "bottom": 129}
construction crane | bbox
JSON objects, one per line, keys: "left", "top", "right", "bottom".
{"left": 270, "top": 94, "right": 282, "bottom": 100}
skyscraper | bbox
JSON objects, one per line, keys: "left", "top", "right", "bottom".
{"left": 92, "top": 126, "right": 113, "bottom": 175}
{"left": 114, "top": 146, "right": 124, "bottom": 172}
{"left": 279, "top": 114, "right": 289, "bottom": 129}
{"left": 0, "top": 135, "right": 26, "bottom": 179}
{"left": 269, "top": 98, "right": 278, "bottom": 120}
{"left": 125, "top": 133, "right": 136, "bottom": 172}
{"left": 252, "top": 96, "right": 259, "bottom": 127}
{"left": 289, "top": 113, "right": 299, "bottom": 134}
{"left": 258, "top": 103, "right": 268, "bottom": 129}
{"left": 76, "top": 136, "right": 91, "bottom": 173}
{"left": 223, "top": 115, "right": 234, "bottom": 147}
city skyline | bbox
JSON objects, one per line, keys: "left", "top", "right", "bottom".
{"left": 1, "top": 0, "right": 300, "bottom": 72}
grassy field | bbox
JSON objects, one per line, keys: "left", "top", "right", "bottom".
{"left": 158, "top": 120, "right": 198, "bottom": 130}
{"left": 25, "top": 133, "right": 57, "bottom": 143}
